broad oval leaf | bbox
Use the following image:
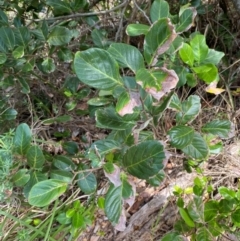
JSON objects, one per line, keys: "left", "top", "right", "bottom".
{"left": 176, "top": 95, "right": 201, "bottom": 125}
{"left": 196, "top": 227, "right": 212, "bottom": 241}
{"left": 168, "top": 126, "right": 195, "bottom": 149}
{"left": 13, "top": 123, "right": 32, "bottom": 155}
{"left": 11, "top": 169, "right": 30, "bottom": 187}
{"left": 204, "top": 200, "right": 218, "bottom": 222}
{"left": 126, "top": 24, "right": 149, "bottom": 36}
{"left": 231, "top": 209, "right": 240, "bottom": 226}
{"left": 96, "top": 107, "right": 136, "bottom": 130}
{"left": 74, "top": 48, "right": 123, "bottom": 90}
{"left": 179, "top": 43, "right": 194, "bottom": 67}
{"left": 50, "top": 170, "right": 73, "bottom": 183}
{"left": 122, "top": 140, "right": 165, "bottom": 179}
{"left": 108, "top": 43, "right": 144, "bottom": 73}
{"left": 17, "top": 77, "right": 30, "bottom": 94}
{"left": 150, "top": 0, "right": 169, "bottom": 22}
{"left": 46, "top": 0, "right": 72, "bottom": 15}
{"left": 144, "top": 18, "right": 177, "bottom": 65}
{"left": 202, "top": 120, "right": 231, "bottom": 138}
{"left": 193, "top": 64, "right": 218, "bottom": 84}
{"left": 23, "top": 171, "right": 47, "bottom": 198}
{"left": 12, "top": 46, "right": 24, "bottom": 59}
{"left": 47, "top": 26, "right": 72, "bottom": 46}
{"left": 77, "top": 170, "right": 97, "bottom": 194}
{"left": 53, "top": 155, "right": 76, "bottom": 171}
{"left": 190, "top": 34, "right": 208, "bottom": 64}
{"left": 176, "top": 8, "right": 197, "bottom": 33}
{"left": 181, "top": 132, "right": 209, "bottom": 159}
{"left": 2, "top": 108, "right": 17, "bottom": 120}
{"left": 0, "top": 27, "right": 15, "bottom": 50}
{"left": 202, "top": 49, "right": 225, "bottom": 65}
{"left": 41, "top": 57, "right": 55, "bottom": 73}
{"left": 26, "top": 145, "right": 45, "bottom": 169}
{"left": 104, "top": 184, "right": 123, "bottom": 224}
{"left": 28, "top": 179, "right": 67, "bottom": 207}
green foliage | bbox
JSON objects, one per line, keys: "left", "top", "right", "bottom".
{"left": 0, "top": 0, "right": 231, "bottom": 239}
{"left": 163, "top": 177, "right": 240, "bottom": 240}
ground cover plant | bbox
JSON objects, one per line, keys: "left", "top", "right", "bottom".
{"left": 0, "top": 0, "right": 239, "bottom": 240}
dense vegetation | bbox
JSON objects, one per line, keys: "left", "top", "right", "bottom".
{"left": 0, "top": 0, "right": 240, "bottom": 240}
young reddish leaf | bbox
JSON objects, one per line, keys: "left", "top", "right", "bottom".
{"left": 104, "top": 164, "right": 122, "bottom": 187}
{"left": 117, "top": 91, "right": 141, "bottom": 116}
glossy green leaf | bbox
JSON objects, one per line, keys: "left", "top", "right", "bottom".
{"left": 202, "top": 120, "right": 231, "bottom": 138}
{"left": 179, "top": 43, "right": 194, "bottom": 66}
{"left": 176, "top": 8, "right": 197, "bottom": 33}
{"left": 17, "top": 77, "right": 30, "bottom": 94}
{"left": 50, "top": 170, "right": 73, "bottom": 183}
{"left": 62, "top": 141, "right": 79, "bottom": 155}
{"left": 176, "top": 95, "right": 201, "bottom": 124}
{"left": 91, "top": 29, "right": 108, "bottom": 48}
{"left": 12, "top": 46, "right": 24, "bottom": 59}
{"left": 168, "top": 126, "right": 194, "bottom": 149}
{"left": 11, "top": 169, "right": 30, "bottom": 187}
{"left": 56, "top": 213, "right": 71, "bottom": 225}
{"left": 23, "top": 171, "right": 47, "bottom": 198}
{"left": 46, "top": 0, "right": 72, "bottom": 15}
{"left": 14, "top": 123, "right": 32, "bottom": 155}
{"left": 192, "top": 64, "right": 218, "bottom": 83}
{"left": 77, "top": 170, "right": 97, "bottom": 194}
{"left": 202, "top": 49, "right": 225, "bottom": 65}
{"left": 2, "top": 108, "right": 17, "bottom": 120}
{"left": 41, "top": 57, "right": 55, "bottom": 73}
{"left": 72, "top": 212, "right": 85, "bottom": 229}
{"left": 169, "top": 93, "right": 182, "bottom": 111}
{"left": 126, "top": 24, "right": 149, "bottom": 36}
{"left": 87, "top": 139, "right": 121, "bottom": 167}
{"left": 150, "top": 0, "right": 169, "bottom": 22}
{"left": 28, "top": 179, "right": 67, "bottom": 207}
{"left": 0, "top": 27, "right": 15, "bottom": 50}
{"left": 123, "top": 140, "right": 165, "bottom": 179}
{"left": 74, "top": 48, "right": 123, "bottom": 90}
{"left": 57, "top": 48, "right": 73, "bottom": 62}
{"left": 231, "top": 209, "right": 240, "bottom": 226}
{"left": 179, "top": 208, "right": 195, "bottom": 227}
{"left": 144, "top": 18, "right": 177, "bottom": 65}
{"left": 104, "top": 184, "right": 123, "bottom": 223}
{"left": 181, "top": 132, "right": 209, "bottom": 159}
{"left": 108, "top": 43, "right": 144, "bottom": 73}
{"left": 87, "top": 97, "right": 111, "bottom": 106}
{"left": 53, "top": 155, "right": 76, "bottom": 171}
{"left": 204, "top": 200, "right": 218, "bottom": 222}
{"left": 0, "top": 52, "right": 6, "bottom": 64}
{"left": 47, "top": 26, "right": 72, "bottom": 46}
{"left": 218, "top": 186, "right": 236, "bottom": 199}
{"left": 96, "top": 107, "right": 136, "bottom": 130}
{"left": 26, "top": 145, "right": 45, "bottom": 169}
{"left": 190, "top": 34, "right": 208, "bottom": 63}
{"left": 187, "top": 196, "right": 204, "bottom": 222}
{"left": 196, "top": 227, "right": 212, "bottom": 241}
{"left": 122, "top": 179, "right": 133, "bottom": 199}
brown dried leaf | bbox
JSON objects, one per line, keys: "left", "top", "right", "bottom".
{"left": 118, "top": 91, "right": 142, "bottom": 116}
{"left": 145, "top": 68, "right": 178, "bottom": 101}
{"left": 114, "top": 210, "right": 126, "bottom": 231}
{"left": 104, "top": 164, "right": 122, "bottom": 187}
